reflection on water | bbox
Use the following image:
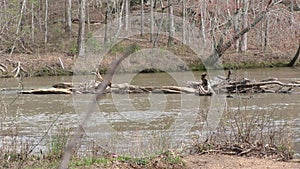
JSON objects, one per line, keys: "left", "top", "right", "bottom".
{"left": 0, "top": 67, "right": 299, "bottom": 156}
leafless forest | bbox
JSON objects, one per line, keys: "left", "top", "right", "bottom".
{"left": 0, "top": 0, "right": 299, "bottom": 65}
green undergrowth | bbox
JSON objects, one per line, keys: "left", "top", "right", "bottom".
{"left": 70, "top": 151, "right": 183, "bottom": 168}
{"left": 1, "top": 151, "right": 184, "bottom": 169}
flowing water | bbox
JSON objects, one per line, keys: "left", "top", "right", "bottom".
{"left": 0, "top": 67, "right": 299, "bottom": 156}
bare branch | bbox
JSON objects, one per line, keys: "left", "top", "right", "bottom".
{"left": 59, "top": 43, "right": 139, "bottom": 169}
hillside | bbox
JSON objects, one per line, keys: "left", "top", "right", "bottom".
{"left": 0, "top": 0, "right": 299, "bottom": 77}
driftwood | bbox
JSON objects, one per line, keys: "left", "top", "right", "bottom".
{"left": 20, "top": 82, "right": 198, "bottom": 95}
{"left": 12, "top": 62, "right": 28, "bottom": 78}
{"left": 0, "top": 63, "right": 7, "bottom": 72}
{"left": 20, "top": 78, "right": 300, "bottom": 95}
{"left": 18, "top": 68, "right": 299, "bottom": 95}
{"left": 213, "top": 78, "right": 300, "bottom": 94}
{"left": 111, "top": 84, "right": 196, "bottom": 94}
{"left": 21, "top": 88, "right": 72, "bottom": 94}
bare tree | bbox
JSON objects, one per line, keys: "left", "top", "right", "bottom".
{"left": 200, "top": 0, "right": 206, "bottom": 45}
{"left": 205, "top": 0, "right": 274, "bottom": 66}
{"left": 239, "top": 0, "right": 249, "bottom": 52}
{"left": 1, "top": 0, "right": 8, "bottom": 32}
{"left": 65, "top": 0, "right": 72, "bottom": 37}
{"left": 104, "top": 8, "right": 108, "bottom": 42}
{"left": 118, "top": 0, "right": 125, "bottom": 32}
{"left": 125, "top": 0, "right": 130, "bottom": 30}
{"left": 150, "top": 0, "right": 154, "bottom": 42}
{"left": 44, "top": 0, "right": 48, "bottom": 46}
{"left": 31, "top": 2, "right": 35, "bottom": 43}
{"left": 10, "top": 0, "right": 27, "bottom": 56}
{"left": 182, "top": 0, "right": 186, "bottom": 44}
{"left": 60, "top": 43, "right": 140, "bottom": 169}
{"left": 87, "top": 0, "right": 91, "bottom": 32}
{"left": 234, "top": 0, "right": 241, "bottom": 52}
{"left": 263, "top": 14, "right": 269, "bottom": 50}
{"left": 141, "top": 0, "right": 144, "bottom": 36}
{"left": 168, "top": 0, "right": 174, "bottom": 46}
{"left": 77, "top": 0, "right": 86, "bottom": 57}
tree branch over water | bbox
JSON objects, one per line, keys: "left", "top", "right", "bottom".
{"left": 59, "top": 43, "right": 139, "bottom": 169}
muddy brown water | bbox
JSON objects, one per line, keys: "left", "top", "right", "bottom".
{"left": 0, "top": 67, "right": 299, "bottom": 157}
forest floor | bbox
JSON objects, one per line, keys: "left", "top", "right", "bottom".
{"left": 9, "top": 153, "right": 300, "bottom": 169}
{"left": 73, "top": 154, "right": 300, "bottom": 169}
{"left": 181, "top": 154, "right": 300, "bottom": 169}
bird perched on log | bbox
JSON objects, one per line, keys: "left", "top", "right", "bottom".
{"left": 226, "top": 69, "right": 232, "bottom": 80}
{"left": 92, "top": 68, "right": 112, "bottom": 88}
{"left": 201, "top": 73, "right": 208, "bottom": 90}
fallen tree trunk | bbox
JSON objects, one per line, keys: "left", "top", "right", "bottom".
{"left": 225, "top": 81, "right": 300, "bottom": 90}
{"left": 18, "top": 76, "right": 300, "bottom": 95}
{"left": 214, "top": 80, "right": 300, "bottom": 94}
{"left": 204, "top": 0, "right": 274, "bottom": 66}
{"left": 21, "top": 88, "right": 72, "bottom": 94}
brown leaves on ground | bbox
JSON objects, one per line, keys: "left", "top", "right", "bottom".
{"left": 182, "top": 154, "right": 300, "bottom": 169}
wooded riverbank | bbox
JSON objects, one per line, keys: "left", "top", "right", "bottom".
{"left": 0, "top": 49, "right": 298, "bottom": 78}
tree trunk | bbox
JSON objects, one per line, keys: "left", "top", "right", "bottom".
{"left": 150, "top": 0, "right": 154, "bottom": 42}
{"left": 125, "top": 0, "right": 129, "bottom": 30}
{"left": 3, "top": 0, "right": 7, "bottom": 22}
{"left": 234, "top": 0, "right": 240, "bottom": 52}
{"left": 182, "top": 0, "right": 186, "bottom": 44}
{"left": 264, "top": 15, "right": 269, "bottom": 50}
{"left": 10, "top": 0, "right": 27, "bottom": 56}
{"left": 20, "top": 1, "right": 26, "bottom": 33}
{"left": 118, "top": 0, "right": 125, "bottom": 32}
{"left": 205, "top": 3, "right": 271, "bottom": 67}
{"left": 95, "top": 0, "right": 100, "bottom": 8}
{"left": 37, "top": 0, "right": 43, "bottom": 32}
{"left": 288, "top": 43, "right": 300, "bottom": 67}
{"left": 104, "top": 9, "right": 108, "bottom": 42}
{"left": 31, "top": 2, "right": 35, "bottom": 43}
{"left": 44, "top": 0, "right": 48, "bottom": 46}
{"left": 65, "top": 0, "right": 72, "bottom": 37}
{"left": 77, "top": 0, "right": 86, "bottom": 57}
{"left": 240, "top": 0, "right": 249, "bottom": 52}
{"left": 167, "top": 0, "right": 174, "bottom": 46}
{"left": 141, "top": 0, "right": 144, "bottom": 36}
{"left": 200, "top": 0, "right": 206, "bottom": 45}
{"left": 87, "top": 1, "right": 90, "bottom": 32}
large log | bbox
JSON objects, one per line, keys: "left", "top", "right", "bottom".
{"left": 225, "top": 81, "right": 300, "bottom": 90}
{"left": 161, "top": 86, "right": 196, "bottom": 93}
{"left": 20, "top": 88, "right": 72, "bottom": 94}
{"left": 19, "top": 77, "right": 300, "bottom": 95}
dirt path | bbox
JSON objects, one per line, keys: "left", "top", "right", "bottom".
{"left": 182, "top": 154, "right": 300, "bottom": 169}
